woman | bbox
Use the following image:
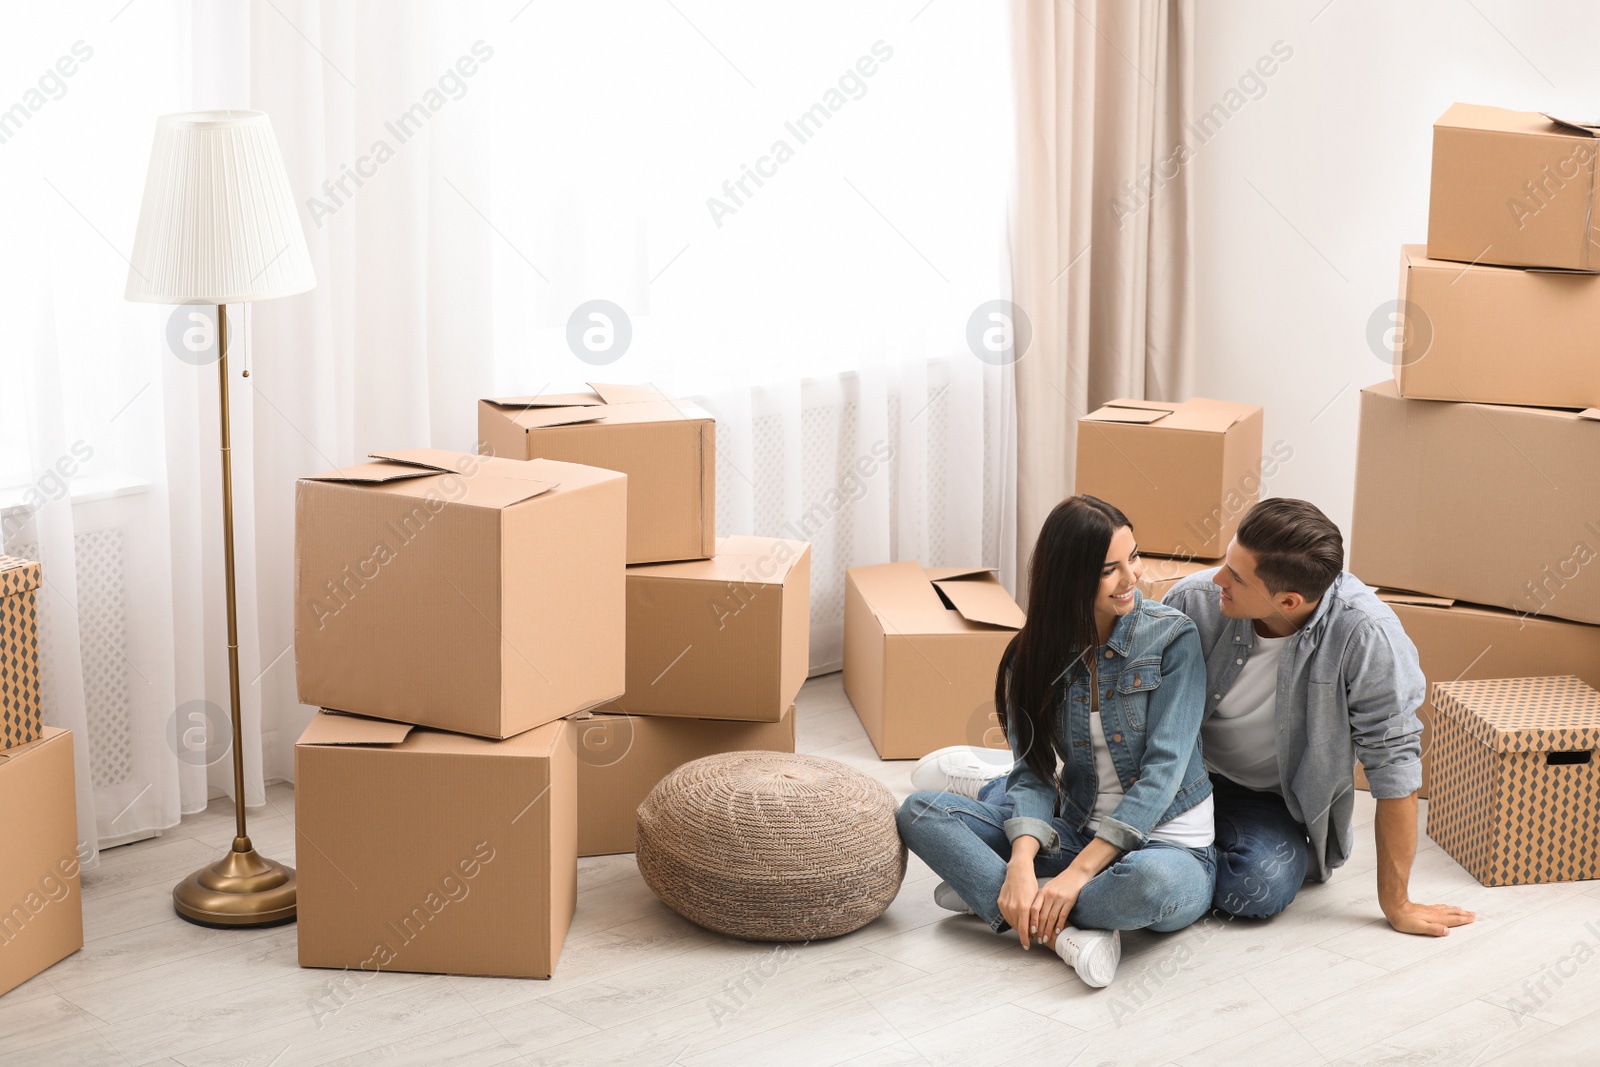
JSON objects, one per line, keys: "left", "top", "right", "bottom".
{"left": 896, "top": 495, "right": 1216, "bottom": 988}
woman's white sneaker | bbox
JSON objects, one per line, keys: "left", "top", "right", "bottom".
{"left": 932, "top": 881, "right": 975, "bottom": 914}
{"left": 1052, "top": 926, "right": 1121, "bottom": 988}
{"left": 910, "top": 745, "right": 1013, "bottom": 798}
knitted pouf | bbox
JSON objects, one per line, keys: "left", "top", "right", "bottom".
{"left": 635, "top": 751, "right": 907, "bottom": 942}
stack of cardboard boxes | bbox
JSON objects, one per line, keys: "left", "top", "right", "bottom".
{"left": 0, "top": 555, "right": 84, "bottom": 997}
{"left": 292, "top": 385, "right": 809, "bottom": 980}
{"left": 839, "top": 396, "right": 1264, "bottom": 761}
{"left": 1351, "top": 104, "right": 1600, "bottom": 803}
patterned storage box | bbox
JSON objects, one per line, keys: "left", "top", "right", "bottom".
{"left": 0, "top": 556, "right": 43, "bottom": 751}
{"left": 1427, "top": 676, "right": 1600, "bottom": 886}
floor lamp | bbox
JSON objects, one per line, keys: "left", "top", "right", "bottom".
{"left": 125, "top": 110, "right": 315, "bottom": 927}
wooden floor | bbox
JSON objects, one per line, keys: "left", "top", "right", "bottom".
{"left": 5, "top": 674, "right": 1598, "bottom": 1066}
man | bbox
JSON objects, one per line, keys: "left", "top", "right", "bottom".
{"left": 1159, "top": 497, "right": 1473, "bottom": 935}
{"left": 914, "top": 497, "right": 1475, "bottom": 936}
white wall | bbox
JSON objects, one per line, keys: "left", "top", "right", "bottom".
{"left": 1190, "top": 0, "right": 1600, "bottom": 541}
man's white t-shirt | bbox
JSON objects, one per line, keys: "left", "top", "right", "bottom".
{"left": 1202, "top": 631, "right": 1289, "bottom": 793}
{"left": 1087, "top": 700, "right": 1215, "bottom": 848}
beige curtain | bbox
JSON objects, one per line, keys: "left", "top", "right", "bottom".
{"left": 1011, "top": 0, "right": 1195, "bottom": 601}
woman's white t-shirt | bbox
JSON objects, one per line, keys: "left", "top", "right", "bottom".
{"left": 1085, "top": 692, "right": 1215, "bottom": 848}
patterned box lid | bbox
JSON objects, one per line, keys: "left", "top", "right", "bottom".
{"left": 1433, "top": 675, "right": 1600, "bottom": 753}
{"left": 0, "top": 556, "right": 41, "bottom": 598}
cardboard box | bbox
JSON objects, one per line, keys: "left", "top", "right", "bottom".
{"left": 295, "top": 713, "right": 575, "bottom": 979}
{"left": 478, "top": 383, "right": 715, "bottom": 565}
{"left": 1392, "top": 245, "right": 1600, "bottom": 409}
{"left": 0, "top": 556, "right": 43, "bottom": 751}
{"left": 844, "top": 562, "right": 1024, "bottom": 759}
{"left": 1075, "top": 398, "right": 1264, "bottom": 559}
{"left": 1137, "top": 555, "right": 1216, "bottom": 603}
{"left": 1356, "top": 592, "right": 1600, "bottom": 798}
{"left": 1352, "top": 381, "right": 1600, "bottom": 626}
{"left": 0, "top": 728, "right": 83, "bottom": 996}
{"left": 573, "top": 707, "right": 796, "bottom": 857}
{"left": 1428, "top": 104, "right": 1600, "bottom": 271}
{"left": 1426, "top": 676, "right": 1600, "bottom": 886}
{"left": 602, "top": 536, "right": 809, "bottom": 723}
{"left": 295, "top": 449, "right": 626, "bottom": 738}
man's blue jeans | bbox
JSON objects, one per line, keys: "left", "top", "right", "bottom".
{"left": 1208, "top": 774, "right": 1311, "bottom": 918}
{"left": 896, "top": 782, "right": 1216, "bottom": 936}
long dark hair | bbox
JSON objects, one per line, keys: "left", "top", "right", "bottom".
{"left": 996, "top": 495, "right": 1132, "bottom": 791}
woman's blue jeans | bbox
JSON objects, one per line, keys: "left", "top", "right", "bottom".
{"left": 897, "top": 783, "right": 1217, "bottom": 936}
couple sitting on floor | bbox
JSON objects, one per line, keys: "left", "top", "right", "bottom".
{"left": 896, "top": 495, "right": 1476, "bottom": 988}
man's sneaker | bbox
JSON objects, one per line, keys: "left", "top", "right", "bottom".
{"left": 933, "top": 881, "right": 974, "bottom": 915}
{"left": 910, "top": 745, "right": 1013, "bottom": 799}
{"left": 1052, "top": 927, "right": 1121, "bottom": 988}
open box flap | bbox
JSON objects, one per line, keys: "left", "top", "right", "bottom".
{"left": 1544, "top": 114, "right": 1600, "bottom": 137}
{"left": 307, "top": 449, "right": 558, "bottom": 507}
{"left": 299, "top": 460, "right": 441, "bottom": 485}
{"left": 1084, "top": 400, "right": 1175, "bottom": 425}
{"left": 1084, "top": 397, "right": 1250, "bottom": 433}
{"left": 923, "top": 566, "right": 998, "bottom": 582}
{"left": 1376, "top": 588, "right": 1457, "bottom": 609}
{"left": 507, "top": 407, "right": 608, "bottom": 429}
{"left": 480, "top": 392, "right": 607, "bottom": 430}
{"left": 299, "top": 711, "right": 415, "bottom": 747}
{"left": 856, "top": 561, "right": 947, "bottom": 629}
{"left": 858, "top": 561, "right": 1024, "bottom": 635}
{"left": 366, "top": 448, "right": 471, "bottom": 473}
{"left": 932, "top": 576, "right": 1026, "bottom": 630}
{"left": 482, "top": 391, "right": 603, "bottom": 409}
{"left": 301, "top": 449, "right": 477, "bottom": 484}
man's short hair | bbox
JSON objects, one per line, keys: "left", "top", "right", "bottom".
{"left": 1236, "top": 498, "right": 1344, "bottom": 602}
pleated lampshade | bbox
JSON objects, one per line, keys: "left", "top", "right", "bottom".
{"left": 125, "top": 110, "right": 315, "bottom": 305}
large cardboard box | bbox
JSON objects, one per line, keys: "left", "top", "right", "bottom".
{"left": 1075, "top": 398, "right": 1264, "bottom": 559}
{"left": 295, "top": 713, "right": 575, "bottom": 979}
{"left": 295, "top": 449, "right": 626, "bottom": 738}
{"left": 1351, "top": 382, "right": 1600, "bottom": 626}
{"left": 0, "top": 556, "right": 44, "bottom": 751}
{"left": 572, "top": 707, "right": 796, "bottom": 857}
{"left": 603, "top": 536, "right": 809, "bottom": 723}
{"left": 1392, "top": 245, "right": 1600, "bottom": 409}
{"left": 1137, "top": 556, "right": 1216, "bottom": 603}
{"left": 0, "top": 728, "right": 83, "bottom": 996}
{"left": 1357, "top": 592, "right": 1600, "bottom": 798}
{"left": 1426, "top": 676, "right": 1600, "bottom": 886}
{"left": 1427, "top": 104, "right": 1600, "bottom": 272}
{"left": 478, "top": 383, "right": 715, "bottom": 565}
{"left": 844, "top": 562, "right": 1024, "bottom": 759}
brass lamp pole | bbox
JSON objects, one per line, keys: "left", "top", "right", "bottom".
{"left": 168, "top": 303, "right": 297, "bottom": 926}
{"left": 126, "top": 111, "right": 315, "bottom": 927}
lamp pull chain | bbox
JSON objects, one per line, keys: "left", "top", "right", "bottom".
{"left": 241, "top": 302, "right": 251, "bottom": 378}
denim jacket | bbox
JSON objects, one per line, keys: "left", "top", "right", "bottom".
{"left": 1002, "top": 595, "right": 1211, "bottom": 855}
{"left": 1163, "top": 569, "right": 1426, "bottom": 881}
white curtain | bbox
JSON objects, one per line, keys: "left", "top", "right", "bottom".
{"left": 1010, "top": 0, "right": 1195, "bottom": 600}
{"left": 0, "top": 2, "right": 238, "bottom": 868}
{"left": 251, "top": 0, "right": 1018, "bottom": 730}
{"left": 3, "top": 0, "right": 1015, "bottom": 861}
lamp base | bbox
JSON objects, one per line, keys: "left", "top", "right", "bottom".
{"left": 173, "top": 836, "right": 297, "bottom": 928}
